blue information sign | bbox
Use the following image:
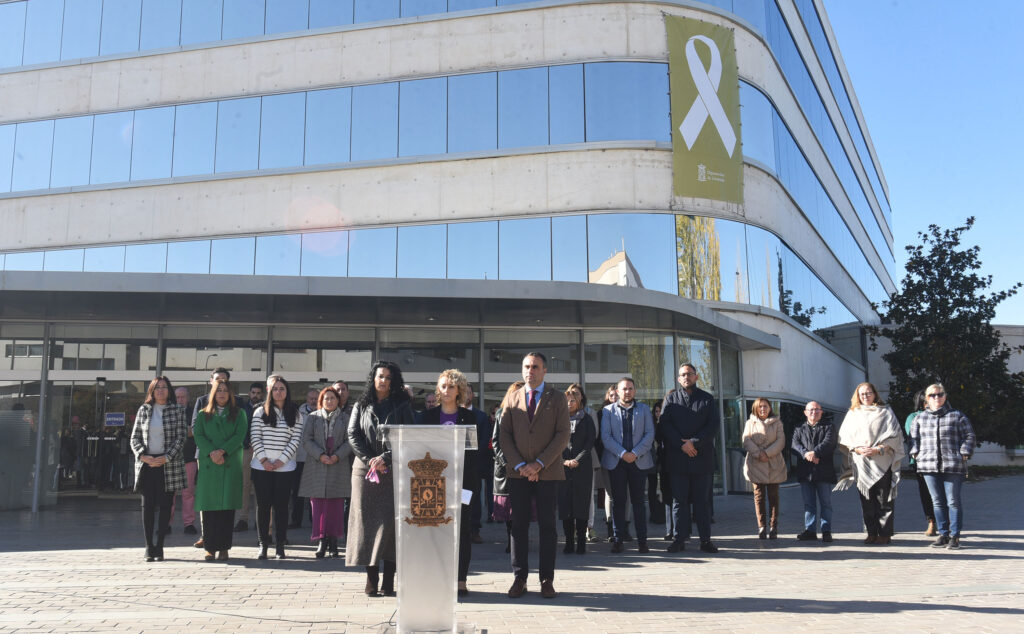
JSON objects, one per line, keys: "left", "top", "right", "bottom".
{"left": 104, "top": 412, "right": 126, "bottom": 427}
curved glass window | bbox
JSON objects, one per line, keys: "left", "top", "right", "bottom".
{"left": 2, "top": 212, "right": 860, "bottom": 336}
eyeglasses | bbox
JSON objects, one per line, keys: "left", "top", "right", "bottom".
{"left": 805, "top": 408, "right": 822, "bottom": 413}
{"left": 927, "top": 392, "right": 945, "bottom": 398}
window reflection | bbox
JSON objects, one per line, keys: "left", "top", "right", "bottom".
{"left": 210, "top": 237, "right": 255, "bottom": 275}
{"left": 12, "top": 120, "right": 54, "bottom": 191}
{"left": 0, "top": 2, "right": 27, "bottom": 68}
{"left": 484, "top": 329, "right": 579, "bottom": 374}
{"left": 585, "top": 62, "right": 670, "bottom": 142}
{"left": 354, "top": 0, "right": 398, "bottom": 22}
{"left": 309, "top": 0, "right": 353, "bottom": 27}
{"left": 100, "top": 0, "right": 143, "bottom": 56}
{"left": 140, "top": 0, "right": 182, "bottom": 50}
{"left": 43, "top": 249, "right": 85, "bottom": 272}
{"left": 51, "top": 116, "right": 94, "bottom": 188}
{"left": 180, "top": 0, "right": 223, "bottom": 46}
{"left": 305, "top": 88, "right": 351, "bottom": 165}
{"left": 22, "top": 0, "right": 63, "bottom": 66}
{"left": 380, "top": 327, "right": 479, "bottom": 372}
{"left": 348, "top": 228, "right": 396, "bottom": 277}
{"left": 222, "top": 0, "right": 265, "bottom": 40}
{"left": 216, "top": 98, "right": 261, "bottom": 173}
{"left": 448, "top": 72, "right": 496, "bottom": 153}
{"left": 351, "top": 83, "right": 398, "bottom": 161}
{"left": 676, "top": 215, "right": 748, "bottom": 303}
{"left": 584, "top": 330, "right": 673, "bottom": 402}
{"left": 739, "top": 83, "right": 775, "bottom": 170}
{"left": 84, "top": 246, "right": 126, "bottom": 272}
{"left": 255, "top": 234, "right": 301, "bottom": 276}
{"left": 399, "top": 78, "right": 447, "bottom": 157}
{"left": 550, "top": 64, "right": 584, "bottom": 145}
{"left": 125, "top": 243, "right": 167, "bottom": 273}
{"left": 131, "top": 107, "right": 175, "bottom": 181}
{"left": 449, "top": 0, "right": 494, "bottom": 8}
{"left": 447, "top": 221, "right": 497, "bottom": 280}
{"left": 260, "top": 93, "right": 306, "bottom": 169}
{"left": 301, "top": 231, "right": 348, "bottom": 277}
{"left": 5, "top": 251, "right": 44, "bottom": 271}
{"left": 498, "top": 68, "right": 548, "bottom": 148}
{"left": 173, "top": 102, "right": 217, "bottom": 177}
{"left": 90, "top": 112, "right": 134, "bottom": 185}
{"left": 397, "top": 225, "right": 446, "bottom": 278}
{"left": 61, "top": 0, "right": 103, "bottom": 60}
{"left": 587, "top": 214, "right": 675, "bottom": 294}
{"left": 677, "top": 337, "right": 718, "bottom": 396}
{"left": 401, "top": 0, "right": 445, "bottom": 17}
{"left": 745, "top": 225, "right": 781, "bottom": 310}
{"left": 266, "top": 0, "right": 308, "bottom": 34}
{"left": 166, "top": 240, "right": 211, "bottom": 274}
{"left": 499, "top": 218, "right": 550, "bottom": 281}
{"left": 551, "top": 215, "right": 587, "bottom": 282}
{"left": 0, "top": 125, "right": 13, "bottom": 193}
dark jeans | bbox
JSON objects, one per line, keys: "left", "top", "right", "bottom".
{"left": 252, "top": 468, "right": 294, "bottom": 547}
{"left": 859, "top": 468, "right": 895, "bottom": 537}
{"left": 509, "top": 478, "right": 558, "bottom": 581}
{"left": 138, "top": 463, "right": 173, "bottom": 551}
{"left": 202, "top": 509, "right": 236, "bottom": 552}
{"left": 290, "top": 461, "right": 307, "bottom": 526}
{"left": 609, "top": 461, "right": 648, "bottom": 541}
{"left": 915, "top": 471, "right": 936, "bottom": 522}
{"left": 670, "top": 472, "right": 712, "bottom": 543}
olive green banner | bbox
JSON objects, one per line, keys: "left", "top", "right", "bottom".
{"left": 667, "top": 15, "right": 742, "bottom": 203}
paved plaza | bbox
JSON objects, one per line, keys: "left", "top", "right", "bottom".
{"left": 1, "top": 475, "right": 1021, "bottom": 633}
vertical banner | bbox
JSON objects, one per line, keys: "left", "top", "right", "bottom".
{"left": 667, "top": 15, "right": 742, "bottom": 203}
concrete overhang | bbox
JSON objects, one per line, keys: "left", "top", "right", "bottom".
{"left": 0, "top": 271, "right": 779, "bottom": 351}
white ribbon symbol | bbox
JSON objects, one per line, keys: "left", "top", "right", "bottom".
{"left": 678, "top": 35, "right": 737, "bottom": 157}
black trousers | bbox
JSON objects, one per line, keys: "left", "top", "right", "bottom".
{"left": 914, "top": 471, "right": 936, "bottom": 522}
{"left": 458, "top": 503, "right": 472, "bottom": 582}
{"left": 202, "top": 509, "right": 236, "bottom": 552}
{"left": 670, "top": 472, "right": 712, "bottom": 543}
{"left": 290, "top": 461, "right": 308, "bottom": 525}
{"left": 509, "top": 478, "right": 558, "bottom": 581}
{"left": 609, "top": 461, "right": 648, "bottom": 541}
{"left": 860, "top": 468, "right": 895, "bottom": 537}
{"left": 252, "top": 468, "right": 294, "bottom": 546}
{"left": 139, "top": 463, "right": 173, "bottom": 551}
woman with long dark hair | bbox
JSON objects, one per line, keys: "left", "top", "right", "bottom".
{"left": 193, "top": 379, "right": 247, "bottom": 561}
{"left": 347, "top": 361, "right": 414, "bottom": 597}
{"left": 130, "top": 376, "right": 188, "bottom": 562}
{"left": 251, "top": 376, "right": 303, "bottom": 559}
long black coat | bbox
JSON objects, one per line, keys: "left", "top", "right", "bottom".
{"left": 657, "top": 387, "right": 718, "bottom": 475}
{"left": 558, "top": 412, "right": 595, "bottom": 520}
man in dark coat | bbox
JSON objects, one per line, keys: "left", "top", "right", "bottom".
{"left": 658, "top": 363, "right": 719, "bottom": 554}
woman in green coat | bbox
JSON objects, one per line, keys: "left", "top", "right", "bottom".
{"left": 194, "top": 379, "right": 248, "bottom": 561}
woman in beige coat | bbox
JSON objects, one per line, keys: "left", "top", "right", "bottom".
{"left": 742, "top": 398, "right": 787, "bottom": 539}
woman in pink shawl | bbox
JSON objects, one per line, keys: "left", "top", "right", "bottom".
{"left": 837, "top": 382, "right": 905, "bottom": 545}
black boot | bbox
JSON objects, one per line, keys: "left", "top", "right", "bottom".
{"left": 365, "top": 566, "right": 380, "bottom": 596}
{"left": 576, "top": 519, "right": 587, "bottom": 554}
{"left": 623, "top": 521, "right": 634, "bottom": 542}
{"left": 328, "top": 537, "right": 340, "bottom": 558}
{"left": 606, "top": 519, "right": 614, "bottom": 542}
{"left": 275, "top": 544, "right": 287, "bottom": 559}
{"left": 563, "top": 520, "right": 575, "bottom": 554}
{"left": 380, "top": 560, "right": 396, "bottom": 596}
{"left": 315, "top": 539, "right": 328, "bottom": 559}
{"left": 257, "top": 543, "right": 269, "bottom": 560}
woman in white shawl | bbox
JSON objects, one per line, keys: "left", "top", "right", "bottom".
{"left": 837, "top": 382, "right": 905, "bottom": 545}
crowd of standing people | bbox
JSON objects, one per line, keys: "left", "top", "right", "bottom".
{"left": 128, "top": 356, "right": 978, "bottom": 597}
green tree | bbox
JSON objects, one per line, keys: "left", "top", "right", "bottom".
{"left": 676, "top": 215, "right": 722, "bottom": 300}
{"left": 868, "top": 217, "right": 1024, "bottom": 447}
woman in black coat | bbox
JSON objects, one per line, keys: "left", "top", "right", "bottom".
{"left": 558, "top": 383, "right": 595, "bottom": 554}
{"left": 418, "top": 369, "right": 479, "bottom": 596}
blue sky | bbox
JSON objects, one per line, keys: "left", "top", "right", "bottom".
{"left": 823, "top": 0, "right": 1024, "bottom": 324}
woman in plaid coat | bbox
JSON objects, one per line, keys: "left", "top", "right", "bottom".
{"left": 131, "top": 376, "right": 188, "bottom": 562}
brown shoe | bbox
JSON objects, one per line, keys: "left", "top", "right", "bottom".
{"left": 876, "top": 535, "right": 891, "bottom": 545}
{"left": 507, "top": 578, "right": 527, "bottom": 599}
{"left": 540, "top": 579, "right": 557, "bottom": 599}
{"left": 925, "top": 520, "right": 938, "bottom": 536}
{"left": 193, "top": 538, "right": 205, "bottom": 549}
{"left": 863, "top": 535, "right": 877, "bottom": 545}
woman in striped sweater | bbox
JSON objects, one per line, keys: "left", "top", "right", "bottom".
{"left": 250, "top": 376, "right": 303, "bottom": 559}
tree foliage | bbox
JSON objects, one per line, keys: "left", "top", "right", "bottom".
{"left": 868, "top": 217, "right": 1024, "bottom": 447}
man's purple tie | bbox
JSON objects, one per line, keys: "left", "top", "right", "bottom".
{"left": 527, "top": 389, "right": 538, "bottom": 421}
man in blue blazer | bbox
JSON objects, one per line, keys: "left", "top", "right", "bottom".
{"left": 601, "top": 377, "right": 655, "bottom": 553}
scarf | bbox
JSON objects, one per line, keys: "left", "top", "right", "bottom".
{"left": 835, "top": 404, "right": 905, "bottom": 498}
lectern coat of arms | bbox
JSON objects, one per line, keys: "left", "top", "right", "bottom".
{"left": 405, "top": 452, "right": 453, "bottom": 527}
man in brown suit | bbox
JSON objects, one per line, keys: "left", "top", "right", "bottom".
{"left": 499, "top": 352, "right": 570, "bottom": 600}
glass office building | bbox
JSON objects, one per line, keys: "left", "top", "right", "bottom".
{"left": 0, "top": 0, "right": 894, "bottom": 508}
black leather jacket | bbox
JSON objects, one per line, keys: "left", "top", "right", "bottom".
{"left": 347, "top": 397, "right": 414, "bottom": 467}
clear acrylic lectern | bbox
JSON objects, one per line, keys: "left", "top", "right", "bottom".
{"left": 379, "top": 424, "right": 477, "bottom": 633}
